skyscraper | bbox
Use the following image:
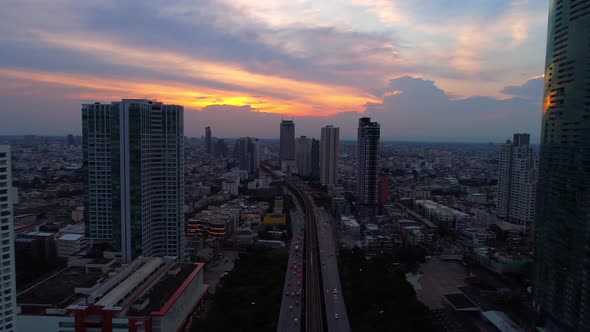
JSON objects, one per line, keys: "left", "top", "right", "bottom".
{"left": 496, "top": 133, "right": 537, "bottom": 227}
{"left": 215, "top": 138, "right": 228, "bottom": 157}
{"left": 280, "top": 120, "right": 295, "bottom": 161}
{"left": 82, "top": 99, "right": 185, "bottom": 262}
{"left": 0, "top": 146, "right": 16, "bottom": 332}
{"left": 205, "top": 126, "right": 212, "bottom": 154}
{"left": 238, "top": 137, "right": 260, "bottom": 178}
{"left": 534, "top": 1, "right": 590, "bottom": 330}
{"left": 67, "top": 134, "right": 76, "bottom": 147}
{"left": 320, "top": 126, "right": 339, "bottom": 186}
{"left": 356, "top": 117, "right": 380, "bottom": 220}
{"left": 311, "top": 138, "right": 320, "bottom": 180}
{"left": 295, "top": 136, "right": 312, "bottom": 176}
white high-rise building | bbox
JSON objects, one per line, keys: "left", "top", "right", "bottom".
{"left": 295, "top": 136, "right": 312, "bottom": 176}
{"left": 0, "top": 145, "right": 16, "bottom": 332}
{"left": 320, "top": 126, "right": 339, "bottom": 186}
{"left": 496, "top": 133, "right": 537, "bottom": 226}
{"left": 82, "top": 99, "right": 185, "bottom": 262}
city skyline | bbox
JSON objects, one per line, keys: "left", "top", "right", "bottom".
{"left": 0, "top": 1, "right": 548, "bottom": 142}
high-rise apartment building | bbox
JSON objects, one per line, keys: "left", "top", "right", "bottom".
{"left": 496, "top": 133, "right": 537, "bottom": 227}
{"left": 320, "top": 126, "right": 339, "bottom": 186}
{"left": 534, "top": 1, "right": 590, "bottom": 330}
{"left": 356, "top": 117, "right": 380, "bottom": 220}
{"left": 205, "top": 126, "right": 212, "bottom": 154}
{"left": 280, "top": 120, "right": 295, "bottom": 161}
{"left": 0, "top": 146, "right": 16, "bottom": 332}
{"left": 311, "top": 138, "right": 320, "bottom": 180}
{"left": 82, "top": 99, "right": 185, "bottom": 262}
{"left": 215, "top": 138, "right": 228, "bottom": 157}
{"left": 295, "top": 136, "right": 312, "bottom": 176}
{"left": 238, "top": 137, "right": 260, "bottom": 178}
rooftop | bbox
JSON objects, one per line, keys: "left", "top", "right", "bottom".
{"left": 127, "top": 263, "right": 204, "bottom": 316}
{"left": 59, "top": 234, "right": 84, "bottom": 241}
{"left": 18, "top": 267, "right": 103, "bottom": 314}
{"left": 443, "top": 293, "right": 478, "bottom": 311}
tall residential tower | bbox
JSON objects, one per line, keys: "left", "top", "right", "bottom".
{"left": 295, "top": 136, "right": 312, "bottom": 177}
{"left": 82, "top": 99, "right": 185, "bottom": 262}
{"left": 320, "top": 126, "right": 339, "bottom": 186}
{"left": 0, "top": 146, "right": 16, "bottom": 332}
{"left": 280, "top": 120, "right": 295, "bottom": 161}
{"left": 356, "top": 117, "right": 380, "bottom": 221}
{"left": 496, "top": 133, "right": 537, "bottom": 227}
{"left": 534, "top": 1, "right": 590, "bottom": 330}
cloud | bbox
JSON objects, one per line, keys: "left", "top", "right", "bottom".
{"left": 0, "top": 0, "right": 549, "bottom": 141}
{"left": 501, "top": 75, "right": 544, "bottom": 99}
{"left": 364, "top": 76, "right": 543, "bottom": 142}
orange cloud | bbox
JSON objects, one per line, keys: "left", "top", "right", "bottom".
{"left": 25, "top": 32, "right": 378, "bottom": 116}
{"left": 0, "top": 66, "right": 375, "bottom": 117}
{"left": 383, "top": 90, "right": 402, "bottom": 97}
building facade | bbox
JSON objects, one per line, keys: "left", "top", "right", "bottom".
{"left": 320, "top": 126, "right": 339, "bottom": 186}
{"left": 238, "top": 137, "right": 260, "bottom": 178}
{"left": 279, "top": 120, "right": 295, "bottom": 161}
{"left": 82, "top": 99, "right": 185, "bottom": 262}
{"left": 311, "top": 138, "right": 320, "bottom": 180}
{"left": 0, "top": 146, "right": 16, "bottom": 332}
{"left": 496, "top": 133, "right": 537, "bottom": 227}
{"left": 534, "top": 1, "right": 590, "bottom": 330}
{"left": 356, "top": 117, "right": 380, "bottom": 220}
{"left": 295, "top": 136, "right": 312, "bottom": 176}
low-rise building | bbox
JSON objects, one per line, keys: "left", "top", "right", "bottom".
{"left": 341, "top": 215, "right": 360, "bottom": 237}
{"left": 17, "top": 257, "right": 208, "bottom": 332}
{"left": 415, "top": 200, "right": 470, "bottom": 229}
{"left": 364, "top": 235, "right": 393, "bottom": 254}
{"left": 466, "top": 193, "right": 487, "bottom": 204}
{"left": 468, "top": 247, "right": 531, "bottom": 275}
{"left": 57, "top": 234, "right": 87, "bottom": 257}
{"left": 458, "top": 227, "right": 496, "bottom": 244}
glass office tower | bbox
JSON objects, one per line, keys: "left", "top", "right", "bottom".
{"left": 534, "top": 1, "right": 590, "bottom": 330}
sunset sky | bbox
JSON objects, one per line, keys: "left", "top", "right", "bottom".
{"left": 0, "top": 0, "right": 549, "bottom": 141}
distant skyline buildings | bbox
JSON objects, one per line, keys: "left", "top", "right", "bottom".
{"left": 496, "top": 133, "right": 537, "bottom": 227}
{"left": 238, "top": 137, "right": 260, "bottom": 179}
{"left": 0, "top": 146, "right": 16, "bottom": 332}
{"left": 82, "top": 99, "right": 185, "bottom": 262}
{"left": 205, "top": 126, "right": 212, "bottom": 154}
{"left": 320, "top": 126, "right": 339, "bottom": 186}
{"left": 534, "top": 1, "right": 590, "bottom": 330}
{"left": 66, "top": 134, "right": 76, "bottom": 147}
{"left": 311, "top": 138, "right": 320, "bottom": 181}
{"left": 280, "top": 120, "right": 295, "bottom": 161}
{"left": 295, "top": 136, "right": 312, "bottom": 177}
